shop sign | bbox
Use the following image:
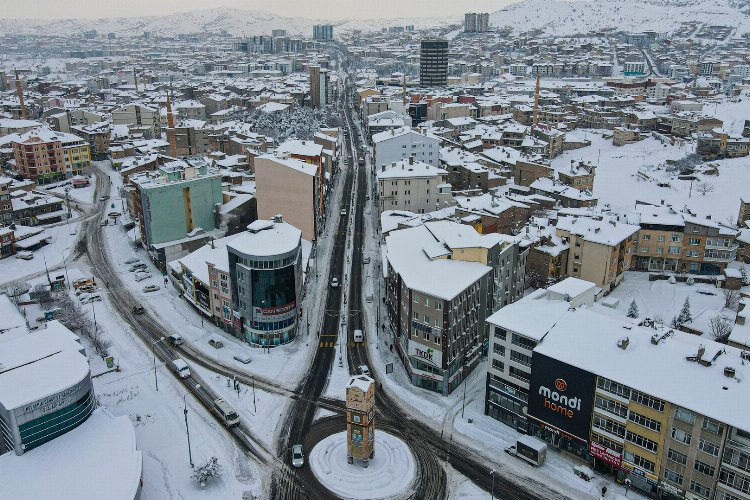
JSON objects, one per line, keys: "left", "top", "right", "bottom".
{"left": 589, "top": 442, "right": 622, "bottom": 467}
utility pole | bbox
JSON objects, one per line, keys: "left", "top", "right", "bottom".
{"left": 151, "top": 336, "right": 165, "bottom": 391}
{"left": 183, "top": 385, "right": 200, "bottom": 468}
{"left": 490, "top": 469, "right": 496, "bottom": 500}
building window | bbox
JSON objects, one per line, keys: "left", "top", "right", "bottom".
{"left": 689, "top": 480, "right": 710, "bottom": 498}
{"left": 694, "top": 460, "right": 716, "bottom": 477}
{"left": 593, "top": 414, "right": 626, "bottom": 438}
{"left": 493, "top": 343, "right": 505, "bottom": 357}
{"left": 664, "top": 469, "right": 684, "bottom": 486}
{"left": 628, "top": 410, "right": 661, "bottom": 432}
{"left": 675, "top": 408, "right": 696, "bottom": 424}
{"left": 671, "top": 427, "right": 692, "bottom": 445}
{"left": 597, "top": 377, "right": 631, "bottom": 399}
{"left": 668, "top": 448, "right": 688, "bottom": 465}
{"left": 494, "top": 327, "right": 506, "bottom": 340}
{"left": 595, "top": 395, "right": 628, "bottom": 418}
{"left": 623, "top": 451, "right": 656, "bottom": 473}
{"left": 719, "top": 467, "right": 750, "bottom": 494}
{"left": 492, "top": 359, "right": 504, "bottom": 372}
{"left": 698, "top": 439, "right": 720, "bottom": 457}
{"left": 626, "top": 430, "right": 659, "bottom": 453}
{"left": 702, "top": 418, "right": 723, "bottom": 435}
{"left": 722, "top": 447, "right": 750, "bottom": 473}
{"left": 510, "top": 350, "right": 532, "bottom": 367}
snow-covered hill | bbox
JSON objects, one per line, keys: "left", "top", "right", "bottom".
{"left": 491, "top": 0, "right": 750, "bottom": 36}
{"left": 0, "top": 8, "right": 452, "bottom": 37}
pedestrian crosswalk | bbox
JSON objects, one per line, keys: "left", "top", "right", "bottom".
{"left": 318, "top": 340, "right": 360, "bottom": 348}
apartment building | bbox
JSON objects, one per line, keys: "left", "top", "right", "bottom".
{"left": 254, "top": 154, "right": 319, "bottom": 242}
{"left": 557, "top": 161, "right": 596, "bottom": 192}
{"left": 12, "top": 128, "right": 90, "bottom": 183}
{"left": 464, "top": 13, "right": 489, "bottom": 33}
{"left": 166, "top": 120, "right": 212, "bottom": 157}
{"left": 131, "top": 158, "right": 223, "bottom": 248}
{"left": 0, "top": 176, "right": 12, "bottom": 223}
{"left": 555, "top": 216, "right": 639, "bottom": 292}
{"left": 631, "top": 204, "right": 738, "bottom": 275}
{"left": 528, "top": 177, "right": 599, "bottom": 208}
{"left": 384, "top": 220, "right": 522, "bottom": 395}
{"left": 372, "top": 127, "right": 440, "bottom": 168}
{"left": 376, "top": 157, "right": 452, "bottom": 215}
{"left": 309, "top": 65, "right": 329, "bottom": 108}
{"left": 112, "top": 104, "right": 161, "bottom": 139}
{"left": 313, "top": 24, "right": 334, "bottom": 41}
{"left": 70, "top": 122, "right": 110, "bottom": 159}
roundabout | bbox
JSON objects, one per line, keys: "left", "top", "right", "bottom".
{"left": 308, "top": 430, "right": 416, "bottom": 499}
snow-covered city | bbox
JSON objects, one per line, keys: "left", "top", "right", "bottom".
{"left": 2, "top": 0, "right": 750, "bottom": 499}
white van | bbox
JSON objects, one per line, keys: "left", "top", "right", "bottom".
{"left": 213, "top": 398, "right": 240, "bottom": 427}
{"left": 353, "top": 329, "right": 364, "bottom": 343}
{"left": 172, "top": 359, "right": 191, "bottom": 378}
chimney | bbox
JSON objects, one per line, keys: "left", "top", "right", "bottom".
{"left": 273, "top": 214, "right": 283, "bottom": 223}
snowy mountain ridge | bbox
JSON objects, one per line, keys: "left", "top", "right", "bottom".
{"left": 0, "top": 8, "right": 453, "bottom": 37}
{"left": 491, "top": 0, "right": 750, "bottom": 36}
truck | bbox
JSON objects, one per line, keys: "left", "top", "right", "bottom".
{"left": 505, "top": 436, "right": 547, "bottom": 466}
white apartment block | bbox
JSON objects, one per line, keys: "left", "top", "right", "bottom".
{"left": 372, "top": 126, "right": 440, "bottom": 168}
{"left": 376, "top": 157, "right": 452, "bottom": 215}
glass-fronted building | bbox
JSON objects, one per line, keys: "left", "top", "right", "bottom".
{"left": 228, "top": 219, "right": 303, "bottom": 346}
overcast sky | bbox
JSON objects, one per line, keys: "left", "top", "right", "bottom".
{"left": 11, "top": 1, "right": 515, "bottom": 20}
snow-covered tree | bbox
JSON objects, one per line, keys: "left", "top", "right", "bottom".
{"left": 741, "top": 265, "right": 748, "bottom": 285}
{"left": 685, "top": 276, "right": 695, "bottom": 286}
{"left": 724, "top": 289, "right": 741, "bottom": 311}
{"left": 696, "top": 182, "right": 715, "bottom": 196}
{"left": 626, "top": 300, "right": 639, "bottom": 319}
{"left": 677, "top": 297, "right": 692, "bottom": 325}
{"left": 670, "top": 315, "right": 680, "bottom": 329}
{"left": 191, "top": 457, "right": 222, "bottom": 488}
{"left": 709, "top": 314, "right": 733, "bottom": 344}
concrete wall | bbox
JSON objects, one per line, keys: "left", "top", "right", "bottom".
{"left": 255, "top": 157, "right": 316, "bottom": 241}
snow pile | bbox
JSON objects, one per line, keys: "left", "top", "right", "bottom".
{"left": 309, "top": 431, "right": 416, "bottom": 500}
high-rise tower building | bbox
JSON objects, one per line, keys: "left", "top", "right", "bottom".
{"left": 419, "top": 37, "right": 448, "bottom": 88}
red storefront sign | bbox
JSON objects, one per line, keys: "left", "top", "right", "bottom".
{"left": 589, "top": 442, "right": 622, "bottom": 468}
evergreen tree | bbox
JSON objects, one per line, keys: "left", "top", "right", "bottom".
{"left": 191, "top": 457, "right": 222, "bottom": 488}
{"left": 670, "top": 315, "right": 680, "bottom": 328}
{"left": 677, "top": 297, "right": 692, "bottom": 324}
{"left": 626, "top": 299, "right": 639, "bottom": 319}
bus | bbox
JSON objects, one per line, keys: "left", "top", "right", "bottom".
{"left": 213, "top": 398, "right": 240, "bottom": 427}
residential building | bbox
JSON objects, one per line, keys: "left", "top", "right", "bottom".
{"left": 70, "top": 122, "right": 110, "bottom": 159}
{"left": 528, "top": 177, "right": 598, "bottom": 208}
{"left": 309, "top": 65, "right": 329, "bottom": 108}
{"left": 372, "top": 126, "right": 440, "bottom": 168}
{"left": 228, "top": 218, "right": 304, "bottom": 346}
{"left": 376, "top": 157, "right": 452, "bottom": 215}
{"left": 557, "top": 161, "right": 596, "bottom": 192}
{"left": 464, "top": 13, "right": 490, "bottom": 33}
{"left": 112, "top": 104, "right": 161, "bottom": 139}
{"left": 383, "top": 221, "right": 516, "bottom": 395}
{"left": 555, "top": 216, "right": 639, "bottom": 292}
{"left": 255, "top": 154, "right": 319, "bottom": 242}
{"left": 313, "top": 24, "right": 334, "bottom": 41}
{"left": 420, "top": 38, "right": 449, "bottom": 88}
{"left": 739, "top": 197, "right": 750, "bottom": 227}
{"left": 165, "top": 120, "right": 211, "bottom": 157}
{"left": 12, "top": 128, "right": 90, "bottom": 183}
{"left": 0, "top": 226, "right": 14, "bottom": 258}
{"left": 0, "top": 176, "right": 12, "bottom": 223}
{"left": 131, "top": 158, "right": 223, "bottom": 248}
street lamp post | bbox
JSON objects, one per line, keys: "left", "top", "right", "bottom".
{"left": 183, "top": 384, "right": 200, "bottom": 468}
{"left": 151, "top": 336, "right": 166, "bottom": 391}
{"left": 490, "top": 469, "right": 496, "bottom": 500}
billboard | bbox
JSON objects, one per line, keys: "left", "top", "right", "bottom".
{"left": 527, "top": 352, "right": 595, "bottom": 443}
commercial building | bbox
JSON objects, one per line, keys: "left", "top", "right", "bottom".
{"left": 464, "top": 13, "right": 490, "bottom": 33}
{"left": 420, "top": 38, "right": 449, "bottom": 88}
{"left": 372, "top": 126, "right": 440, "bottom": 168}
{"left": 383, "top": 220, "right": 525, "bottom": 395}
{"left": 309, "top": 65, "right": 329, "bottom": 108}
{"left": 313, "top": 24, "right": 334, "bottom": 41}
{"left": 486, "top": 277, "right": 750, "bottom": 499}
{"left": 131, "top": 158, "right": 223, "bottom": 248}
{"left": 228, "top": 218, "right": 304, "bottom": 346}
{"left": 255, "top": 153, "right": 320, "bottom": 242}
{"left": 555, "top": 216, "right": 639, "bottom": 292}
{"left": 376, "top": 157, "right": 452, "bottom": 215}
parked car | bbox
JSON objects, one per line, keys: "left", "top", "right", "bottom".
{"left": 80, "top": 294, "right": 102, "bottom": 304}
{"left": 291, "top": 444, "right": 304, "bottom": 468}
{"left": 363, "top": 256, "right": 370, "bottom": 264}
{"left": 134, "top": 272, "right": 152, "bottom": 282}
{"left": 168, "top": 334, "right": 183, "bottom": 346}
{"left": 142, "top": 285, "right": 160, "bottom": 293}
{"left": 73, "top": 278, "right": 96, "bottom": 289}
{"left": 75, "top": 287, "right": 97, "bottom": 296}
{"left": 233, "top": 353, "right": 252, "bottom": 364}
{"left": 15, "top": 251, "right": 33, "bottom": 260}
{"left": 99, "top": 195, "right": 109, "bottom": 201}
{"left": 123, "top": 258, "right": 140, "bottom": 265}
{"left": 100, "top": 219, "right": 108, "bottom": 226}
{"left": 358, "top": 365, "right": 370, "bottom": 376}
{"left": 330, "top": 277, "right": 339, "bottom": 288}
{"left": 129, "top": 263, "right": 147, "bottom": 272}
{"left": 208, "top": 337, "right": 224, "bottom": 349}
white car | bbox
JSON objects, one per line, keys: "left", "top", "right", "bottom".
{"left": 15, "top": 251, "right": 33, "bottom": 260}
{"left": 142, "top": 285, "right": 160, "bottom": 293}
{"left": 359, "top": 365, "right": 370, "bottom": 376}
{"left": 134, "top": 272, "right": 152, "bottom": 282}
{"left": 81, "top": 294, "right": 102, "bottom": 304}
{"left": 291, "top": 444, "right": 304, "bottom": 468}
{"left": 340, "top": 208, "right": 347, "bottom": 216}
{"left": 330, "top": 277, "right": 339, "bottom": 288}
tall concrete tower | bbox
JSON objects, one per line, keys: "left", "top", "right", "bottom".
{"left": 346, "top": 375, "right": 375, "bottom": 467}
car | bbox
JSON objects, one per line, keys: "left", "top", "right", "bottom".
{"left": 363, "top": 256, "right": 370, "bottom": 264}
{"left": 142, "top": 284, "right": 160, "bottom": 293}
{"left": 134, "top": 272, "right": 152, "bottom": 282}
{"left": 123, "top": 258, "right": 140, "bottom": 265}
{"left": 100, "top": 219, "right": 108, "bottom": 226}
{"left": 75, "top": 286, "right": 97, "bottom": 296}
{"left": 168, "top": 334, "right": 184, "bottom": 346}
{"left": 353, "top": 329, "right": 364, "bottom": 342}
{"left": 73, "top": 278, "right": 95, "bottom": 289}
{"left": 129, "top": 263, "right": 147, "bottom": 272}
{"left": 208, "top": 337, "right": 224, "bottom": 349}
{"left": 358, "top": 365, "right": 370, "bottom": 376}
{"left": 340, "top": 208, "right": 347, "bottom": 216}
{"left": 99, "top": 195, "right": 109, "bottom": 201}
{"left": 15, "top": 251, "right": 33, "bottom": 260}
{"left": 330, "top": 277, "right": 339, "bottom": 288}
{"left": 172, "top": 359, "right": 191, "bottom": 378}
{"left": 81, "top": 294, "right": 102, "bottom": 304}
{"left": 291, "top": 444, "right": 304, "bottom": 468}
{"left": 233, "top": 354, "right": 252, "bottom": 364}
{"left": 132, "top": 305, "right": 145, "bottom": 315}
{"left": 107, "top": 211, "right": 121, "bottom": 218}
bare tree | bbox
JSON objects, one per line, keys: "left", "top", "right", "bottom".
{"left": 4, "top": 281, "right": 30, "bottom": 306}
{"left": 696, "top": 182, "right": 715, "bottom": 196}
{"left": 709, "top": 314, "right": 733, "bottom": 344}
{"left": 724, "top": 288, "right": 741, "bottom": 311}
{"left": 32, "top": 283, "right": 55, "bottom": 310}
